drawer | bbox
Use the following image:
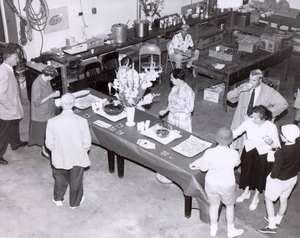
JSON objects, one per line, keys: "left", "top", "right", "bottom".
{"left": 259, "top": 55, "right": 277, "bottom": 70}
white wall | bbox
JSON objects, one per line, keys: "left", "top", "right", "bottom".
{"left": 17, "top": 0, "right": 192, "bottom": 60}
{"left": 12, "top": 0, "right": 300, "bottom": 60}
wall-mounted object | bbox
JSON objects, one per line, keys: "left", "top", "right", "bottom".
{"left": 92, "top": 8, "right": 97, "bottom": 14}
{"left": 44, "top": 6, "right": 69, "bottom": 34}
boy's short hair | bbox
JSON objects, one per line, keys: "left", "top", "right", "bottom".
{"left": 216, "top": 127, "right": 233, "bottom": 146}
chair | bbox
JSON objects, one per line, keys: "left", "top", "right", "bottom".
{"left": 101, "top": 52, "right": 119, "bottom": 83}
{"left": 84, "top": 61, "right": 102, "bottom": 89}
{"left": 165, "top": 40, "right": 191, "bottom": 73}
{"left": 139, "top": 44, "right": 162, "bottom": 84}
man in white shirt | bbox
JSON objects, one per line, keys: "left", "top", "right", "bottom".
{"left": 46, "top": 93, "right": 91, "bottom": 208}
{"left": 169, "top": 24, "right": 199, "bottom": 71}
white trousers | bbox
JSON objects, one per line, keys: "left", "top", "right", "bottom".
{"left": 169, "top": 49, "right": 200, "bottom": 69}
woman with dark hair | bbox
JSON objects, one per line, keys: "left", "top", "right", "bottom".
{"left": 157, "top": 68, "right": 195, "bottom": 184}
{"left": 159, "top": 68, "right": 195, "bottom": 132}
{"left": 233, "top": 105, "right": 280, "bottom": 211}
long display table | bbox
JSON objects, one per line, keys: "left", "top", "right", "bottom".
{"left": 75, "top": 89, "right": 214, "bottom": 223}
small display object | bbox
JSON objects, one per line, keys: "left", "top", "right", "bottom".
{"left": 204, "top": 83, "right": 225, "bottom": 103}
{"left": 209, "top": 45, "right": 241, "bottom": 61}
{"left": 259, "top": 34, "right": 282, "bottom": 53}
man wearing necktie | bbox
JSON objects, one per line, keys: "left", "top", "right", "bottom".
{"left": 227, "top": 69, "right": 288, "bottom": 152}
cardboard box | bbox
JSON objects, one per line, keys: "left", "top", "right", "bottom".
{"left": 238, "top": 43, "right": 259, "bottom": 53}
{"left": 237, "top": 35, "right": 262, "bottom": 53}
{"left": 259, "top": 34, "right": 282, "bottom": 53}
{"left": 204, "top": 83, "right": 225, "bottom": 103}
{"left": 234, "top": 13, "right": 250, "bottom": 27}
{"left": 209, "top": 45, "right": 241, "bottom": 61}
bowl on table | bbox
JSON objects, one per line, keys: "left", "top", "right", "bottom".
{"left": 155, "top": 128, "right": 170, "bottom": 138}
{"left": 154, "top": 121, "right": 172, "bottom": 138}
{"left": 102, "top": 100, "right": 124, "bottom": 116}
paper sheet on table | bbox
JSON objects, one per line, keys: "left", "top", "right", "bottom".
{"left": 172, "top": 135, "right": 212, "bottom": 158}
{"left": 141, "top": 126, "right": 182, "bottom": 145}
{"left": 72, "top": 90, "right": 90, "bottom": 98}
{"left": 214, "top": 63, "right": 225, "bottom": 69}
{"left": 93, "top": 120, "right": 112, "bottom": 129}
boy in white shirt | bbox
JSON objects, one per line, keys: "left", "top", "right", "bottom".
{"left": 199, "top": 127, "right": 244, "bottom": 238}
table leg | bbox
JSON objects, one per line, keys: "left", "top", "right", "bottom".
{"left": 107, "top": 150, "right": 115, "bottom": 173}
{"left": 184, "top": 195, "right": 192, "bottom": 218}
{"left": 117, "top": 155, "right": 125, "bottom": 178}
{"left": 283, "top": 56, "right": 291, "bottom": 81}
{"left": 223, "top": 77, "right": 229, "bottom": 112}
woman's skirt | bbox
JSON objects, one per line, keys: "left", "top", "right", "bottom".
{"left": 28, "top": 120, "right": 47, "bottom": 147}
{"left": 239, "top": 147, "right": 273, "bottom": 193}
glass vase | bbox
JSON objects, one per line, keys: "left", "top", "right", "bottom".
{"left": 126, "top": 106, "right": 136, "bottom": 127}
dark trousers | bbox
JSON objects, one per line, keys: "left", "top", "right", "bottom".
{"left": 0, "top": 119, "right": 21, "bottom": 157}
{"left": 52, "top": 166, "right": 84, "bottom": 207}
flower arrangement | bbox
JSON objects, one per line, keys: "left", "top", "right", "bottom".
{"left": 111, "top": 61, "right": 161, "bottom": 108}
{"left": 139, "top": 0, "right": 164, "bottom": 17}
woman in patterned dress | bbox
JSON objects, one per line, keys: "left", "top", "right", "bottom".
{"left": 159, "top": 68, "right": 195, "bottom": 132}
{"left": 157, "top": 68, "right": 195, "bottom": 183}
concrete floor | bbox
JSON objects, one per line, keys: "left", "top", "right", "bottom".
{"left": 1, "top": 55, "right": 300, "bottom": 238}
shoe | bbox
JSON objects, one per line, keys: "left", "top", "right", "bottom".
{"left": 53, "top": 199, "right": 63, "bottom": 207}
{"left": 11, "top": 141, "right": 28, "bottom": 151}
{"left": 185, "top": 65, "right": 193, "bottom": 74}
{"left": 228, "top": 228, "right": 244, "bottom": 238}
{"left": 236, "top": 192, "right": 250, "bottom": 203}
{"left": 210, "top": 224, "right": 218, "bottom": 236}
{"left": 70, "top": 195, "right": 85, "bottom": 209}
{"left": 41, "top": 151, "right": 50, "bottom": 160}
{"left": 0, "top": 157, "right": 8, "bottom": 164}
{"left": 249, "top": 198, "right": 259, "bottom": 210}
{"left": 264, "top": 216, "right": 280, "bottom": 227}
{"left": 258, "top": 226, "right": 277, "bottom": 234}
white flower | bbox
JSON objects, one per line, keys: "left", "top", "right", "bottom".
{"left": 111, "top": 59, "right": 162, "bottom": 107}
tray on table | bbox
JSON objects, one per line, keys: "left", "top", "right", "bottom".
{"left": 74, "top": 94, "right": 101, "bottom": 109}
